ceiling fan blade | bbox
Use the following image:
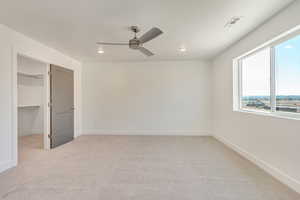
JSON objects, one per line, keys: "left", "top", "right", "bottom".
{"left": 97, "top": 42, "right": 128, "bottom": 46}
{"left": 138, "top": 47, "right": 154, "bottom": 56}
{"left": 139, "top": 27, "right": 163, "bottom": 44}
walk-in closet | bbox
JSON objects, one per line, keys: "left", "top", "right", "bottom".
{"left": 17, "top": 55, "right": 47, "bottom": 160}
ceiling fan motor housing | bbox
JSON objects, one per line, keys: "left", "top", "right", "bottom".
{"left": 129, "top": 39, "right": 140, "bottom": 49}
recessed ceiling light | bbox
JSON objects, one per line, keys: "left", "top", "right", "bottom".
{"left": 97, "top": 47, "right": 104, "bottom": 54}
{"left": 179, "top": 47, "right": 186, "bottom": 52}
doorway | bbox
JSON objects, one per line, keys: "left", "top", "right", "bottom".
{"left": 16, "top": 55, "right": 75, "bottom": 164}
{"left": 17, "top": 55, "right": 48, "bottom": 163}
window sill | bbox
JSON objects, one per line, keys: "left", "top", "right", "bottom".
{"left": 233, "top": 109, "right": 300, "bottom": 121}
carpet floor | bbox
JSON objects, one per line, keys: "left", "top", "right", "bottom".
{"left": 0, "top": 135, "right": 299, "bottom": 200}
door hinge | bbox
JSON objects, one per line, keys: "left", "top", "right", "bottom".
{"left": 48, "top": 102, "right": 52, "bottom": 107}
{"left": 48, "top": 134, "right": 52, "bottom": 139}
{"left": 48, "top": 71, "right": 51, "bottom": 76}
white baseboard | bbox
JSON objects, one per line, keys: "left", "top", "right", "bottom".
{"left": 31, "top": 129, "right": 43, "bottom": 134}
{"left": 214, "top": 134, "right": 300, "bottom": 194}
{"left": 83, "top": 130, "right": 211, "bottom": 136}
{"left": 0, "top": 160, "right": 14, "bottom": 173}
{"left": 18, "top": 129, "right": 43, "bottom": 136}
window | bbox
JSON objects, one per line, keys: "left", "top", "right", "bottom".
{"left": 241, "top": 48, "right": 271, "bottom": 112}
{"left": 275, "top": 35, "right": 300, "bottom": 113}
{"left": 236, "top": 31, "right": 300, "bottom": 118}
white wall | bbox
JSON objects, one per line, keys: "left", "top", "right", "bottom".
{"left": 83, "top": 60, "right": 212, "bottom": 135}
{"left": 212, "top": 1, "right": 300, "bottom": 193}
{"left": 0, "top": 24, "right": 82, "bottom": 173}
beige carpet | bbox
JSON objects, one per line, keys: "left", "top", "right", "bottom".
{"left": 0, "top": 135, "right": 299, "bottom": 200}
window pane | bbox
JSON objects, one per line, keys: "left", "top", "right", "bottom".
{"left": 275, "top": 34, "right": 300, "bottom": 113}
{"left": 241, "top": 48, "right": 271, "bottom": 111}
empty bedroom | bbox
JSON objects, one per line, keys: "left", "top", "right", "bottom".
{"left": 0, "top": 0, "right": 300, "bottom": 199}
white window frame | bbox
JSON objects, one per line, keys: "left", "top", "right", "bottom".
{"left": 233, "top": 26, "right": 300, "bottom": 120}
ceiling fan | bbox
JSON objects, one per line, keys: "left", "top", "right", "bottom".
{"left": 97, "top": 26, "right": 163, "bottom": 56}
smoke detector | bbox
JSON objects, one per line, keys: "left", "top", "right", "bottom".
{"left": 225, "top": 16, "right": 243, "bottom": 28}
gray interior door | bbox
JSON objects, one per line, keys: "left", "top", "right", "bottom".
{"left": 50, "top": 65, "right": 74, "bottom": 148}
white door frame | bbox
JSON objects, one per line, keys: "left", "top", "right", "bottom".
{"left": 11, "top": 49, "right": 76, "bottom": 166}
{"left": 44, "top": 63, "right": 51, "bottom": 150}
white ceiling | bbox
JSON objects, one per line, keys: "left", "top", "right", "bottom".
{"left": 0, "top": 0, "right": 294, "bottom": 62}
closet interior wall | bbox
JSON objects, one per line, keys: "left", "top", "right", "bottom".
{"left": 17, "top": 55, "right": 47, "bottom": 138}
